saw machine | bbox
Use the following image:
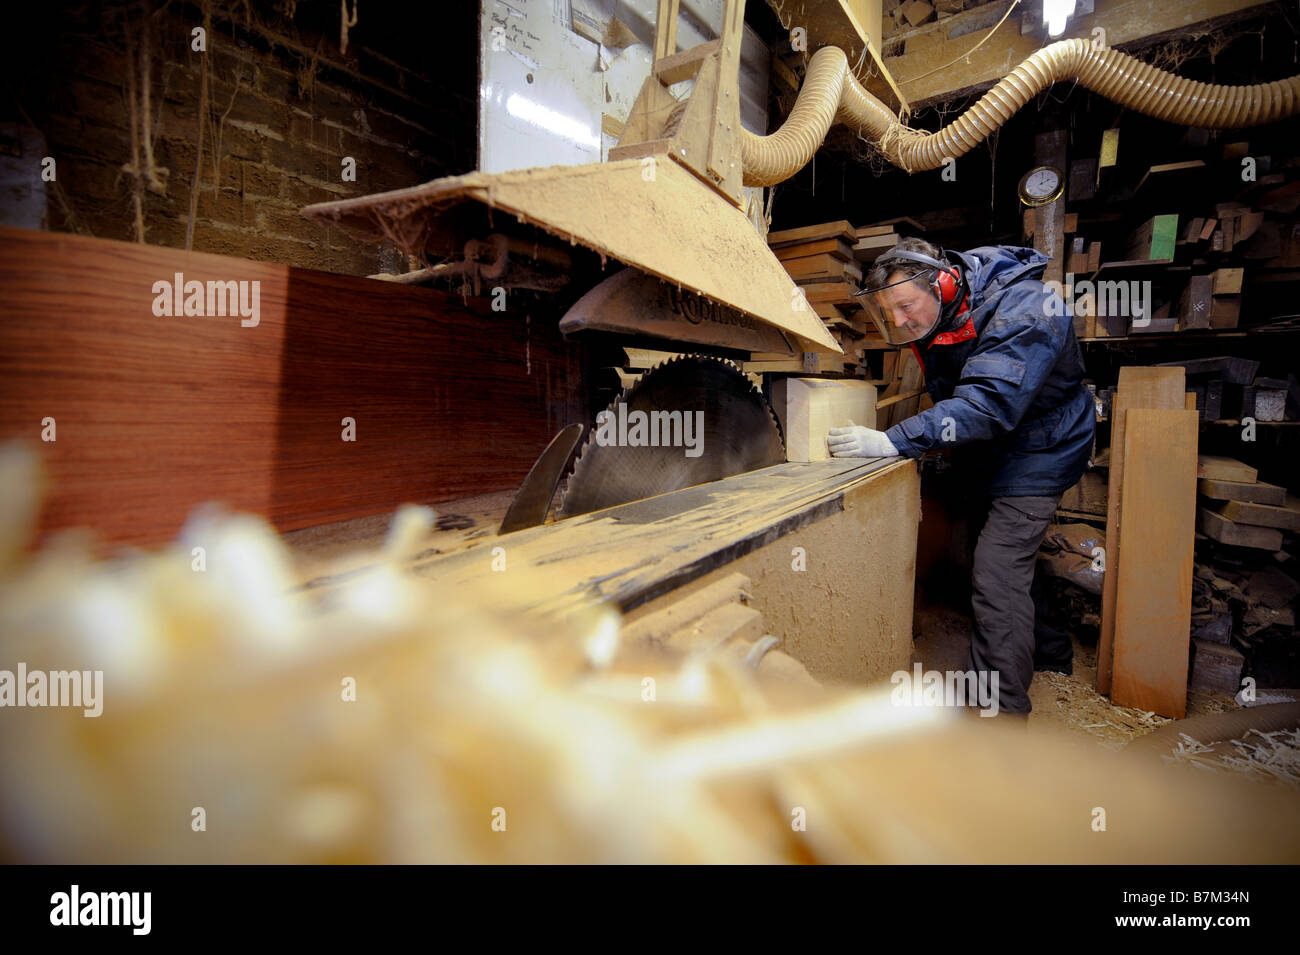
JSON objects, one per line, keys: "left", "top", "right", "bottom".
{"left": 304, "top": 0, "right": 841, "bottom": 527}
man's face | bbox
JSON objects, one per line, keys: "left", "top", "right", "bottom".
{"left": 874, "top": 271, "right": 941, "bottom": 342}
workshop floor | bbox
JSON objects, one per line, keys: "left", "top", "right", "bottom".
{"left": 910, "top": 603, "right": 1253, "bottom": 750}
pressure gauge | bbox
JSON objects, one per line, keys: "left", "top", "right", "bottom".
{"left": 1018, "top": 165, "right": 1065, "bottom": 207}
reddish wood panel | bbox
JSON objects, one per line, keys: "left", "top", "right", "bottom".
{"left": 1112, "top": 408, "right": 1199, "bottom": 719}
{"left": 0, "top": 226, "right": 585, "bottom": 545}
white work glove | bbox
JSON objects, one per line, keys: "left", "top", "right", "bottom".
{"left": 826, "top": 421, "right": 899, "bottom": 458}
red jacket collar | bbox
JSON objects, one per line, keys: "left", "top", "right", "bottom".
{"left": 908, "top": 298, "right": 973, "bottom": 366}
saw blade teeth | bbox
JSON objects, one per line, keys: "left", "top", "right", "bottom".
{"left": 556, "top": 354, "right": 786, "bottom": 521}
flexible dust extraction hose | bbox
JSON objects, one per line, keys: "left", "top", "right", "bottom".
{"left": 741, "top": 38, "right": 1300, "bottom": 184}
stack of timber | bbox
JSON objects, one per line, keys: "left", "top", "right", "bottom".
{"left": 1191, "top": 455, "right": 1299, "bottom": 694}
{"left": 1064, "top": 128, "right": 1300, "bottom": 340}
{"left": 1196, "top": 455, "right": 1298, "bottom": 551}
{"left": 762, "top": 219, "right": 926, "bottom": 411}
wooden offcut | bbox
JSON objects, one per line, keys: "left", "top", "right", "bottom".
{"left": 767, "top": 220, "right": 857, "bottom": 247}
{"left": 1190, "top": 639, "right": 1245, "bottom": 694}
{"left": 1197, "top": 455, "right": 1259, "bottom": 483}
{"left": 1217, "top": 496, "right": 1300, "bottom": 532}
{"left": 1198, "top": 477, "right": 1287, "bottom": 505}
{"left": 1097, "top": 366, "right": 1187, "bottom": 695}
{"left": 1198, "top": 508, "right": 1285, "bottom": 549}
{"left": 770, "top": 378, "right": 877, "bottom": 463}
{"left": 1111, "top": 408, "right": 1199, "bottom": 719}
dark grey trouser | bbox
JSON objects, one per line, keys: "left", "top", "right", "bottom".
{"left": 965, "top": 495, "right": 1062, "bottom": 715}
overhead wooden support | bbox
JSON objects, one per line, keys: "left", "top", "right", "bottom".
{"left": 762, "top": 0, "right": 908, "bottom": 113}
{"left": 885, "top": 0, "right": 1273, "bottom": 109}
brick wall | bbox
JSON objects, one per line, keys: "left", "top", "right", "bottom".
{"left": 2, "top": 1, "right": 478, "bottom": 275}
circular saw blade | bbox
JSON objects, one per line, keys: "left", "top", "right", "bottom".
{"left": 556, "top": 355, "right": 786, "bottom": 520}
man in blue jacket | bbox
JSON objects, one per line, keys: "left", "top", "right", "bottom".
{"left": 828, "top": 237, "right": 1095, "bottom": 717}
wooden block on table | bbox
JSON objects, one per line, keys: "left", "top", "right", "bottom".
{"left": 1198, "top": 477, "right": 1286, "bottom": 506}
{"left": 812, "top": 302, "right": 845, "bottom": 321}
{"left": 1064, "top": 213, "right": 1078, "bottom": 233}
{"left": 856, "top": 224, "right": 896, "bottom": 238}
{"left": 1198, "top": 508, "right": 1284, "bottom": 549}
{"left": 1190, "top": 640, "right": 1245, "bottom": 695}
{"left": 1217, "top": 496, "right": 1300, "bottom": 532}
{"left": 767, "top": 221, "right": 856, "bottom": 247}
{"left": 1197, "top": 455, "right": 1258, "bottom": 483}
{"left": 1086, "top": 242, "right": 1101, "bottom": 272}
{"left": 1199, "top": 218, "right": 1218, "bottom": 242}
{"left": 1112, "top": 408, "right": 1199, "bottom": 719}
{"left": 770, "top": 378, "right": 878, "bottom": 463}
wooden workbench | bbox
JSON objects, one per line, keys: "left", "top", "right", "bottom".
{"left": 327, "top": 456, "right": 921, "bottom": 684}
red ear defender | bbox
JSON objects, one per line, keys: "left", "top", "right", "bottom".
{"left": 933, "top": 265, "right": 960, "bottom": 304}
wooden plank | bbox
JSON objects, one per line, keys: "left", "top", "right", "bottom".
{"left": 0, "top": 226, "right": 584, "bottom": 547}
{"left": 852, "top": 233, "right": 900, "bottom": 261}
{"left": 1198, "top": 477, "right": 1287, "bottom": 505}
{"left": 856, "top": 224, "right": 896, "bottom": 238}
{"left": 1217, "top": 496, "right": 1300, "bottom": 532}
{"left": 782, "top": 254, "right": 853, "bottom": 280}
{"left": 773, "top": 238, "right": 853, "bottom": 261}
{"left": 1198, "top": 508, "right": 1284, "bottom": 549}
{"left": 1197, "top": 455, "right": 1258, "bottom": 483}
{"left": 1111, "top": 408, "right": 1199, "bottom": 719}
{"left": 800, "top": 281, "right": 858, "bottom": 303}
{"left": 1097, "top": 366, "right": 1186, "bottom": 695}
{"left": 767, "top": 220, "right": 857, "bottom": 247}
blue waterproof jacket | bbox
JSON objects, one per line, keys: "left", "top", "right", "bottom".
{"left": 882, "top": 245, "right": 1095, "bottom": 497}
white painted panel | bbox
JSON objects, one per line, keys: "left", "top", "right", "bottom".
{"left": 480, "top": 0, "right": 768, "bottom": 174}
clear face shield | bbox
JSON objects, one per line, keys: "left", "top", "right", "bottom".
{"left": 853, "top": 269, "right": 943, "bottom": 347}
